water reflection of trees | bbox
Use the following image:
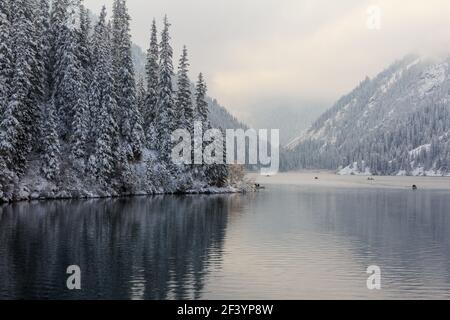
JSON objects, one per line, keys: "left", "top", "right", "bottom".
{"left": 0, "top": 195, "right": 237, "bottom": 300}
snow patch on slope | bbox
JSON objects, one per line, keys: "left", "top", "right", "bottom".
{"left": 417, "top": 62, "right": 447, "bottom": 97}
{"left": 338, "top": 162, "right": 372, "bottom": 176}
{"left": 409, "top": 144, "right": 431, "bottom": 157}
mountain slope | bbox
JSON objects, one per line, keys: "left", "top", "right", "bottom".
{"left": 283, "top": 55, "right": 450, "bottom": 176}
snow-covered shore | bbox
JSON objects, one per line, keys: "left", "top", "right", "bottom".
{"left": 1, "top": 182, "right": 251, "bottom": 204}
{"left": 1, "top": 160, "right": 255, "bottom": 203}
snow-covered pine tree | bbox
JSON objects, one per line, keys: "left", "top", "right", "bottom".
{"left": 194, "top": 73, "right": 228, "bottom": 187}
{"left": 207, "top": 128, "right": 229, "bottom": 187}
{"left": 32, "top": 0, "right": 51, "bottom": 103}
{"left": 0, "top": 0, "right": 12, "bottom": 115}
{"left": 32, "top": 0, "right": 51, "bottom": 153}
{"left": 112, "top": 0, "right": 143, "bottom": 160}
{"left": 42, "top": 99, "right": 61, "bottom": 181}
{"left": 0, "top": 0, "right": 38, "bottom": 176}
{"left": 61, "top": 13, "right": 89, "bottom": 144}
{"left": 70, "top": 89, "right": 89, "bottom": 169}
{"left": 195, "top": 73, "right": 209, "bottom": 126}
{"left": 0, "top": 0, "right": 11, "bottom": 193}
{"left": 20, "top": 0, "right": 41, "bottom": 145}
{"left": 78, "top": 2, "right": 92, "bottom": 90}
{"left": 174, "top": 46, "right": 195, "bottom": 189}
{"left": 176, "top": 46, "right": 194, "bottom": 131}
{"left": 88, "top": 10, "right": 105, "bottom": 128}
{"left": 0, "top": 0, "right": 17, "bottom": 175}
{"left": 49, "top": 0, "right": 69, "bottom": 96}
{"left": 193, "top": 73, "right": 209, "bottom": 180}
{"left": 144, "top": 18, "right": 159, "bottom": 145}
{"left": 88, "top": 7, "right": 120, "bottom": 186}
{"left": 0, "top": 100, "right": 22, "bottom": 173}
{"left": 67, "top": 2, "right": 92, "bottom": 168}
{"left": 87, "top": 5, "right": 106, "bottom": 139}
{"left": 136, "top": 76, "right": 147, "bottom": 122}
{"left": 50, "top": 0, "right": 79, "bottom": 139}
{"left": 155, "top": 15, "right": 177, "bottom": 163}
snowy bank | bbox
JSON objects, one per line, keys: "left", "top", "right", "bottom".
{"left": 0, "top": 155, "right": 253, "bottom": 203}
{"left": 1, "top": 179, "right": 251, "bottom": 204}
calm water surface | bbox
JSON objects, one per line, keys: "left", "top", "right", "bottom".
{"left": 1, "top": 183, "right": 450, "bottom": 299}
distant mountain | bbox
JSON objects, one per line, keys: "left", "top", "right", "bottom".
{"left": 206, "top": 97, "right": 248, "bottom": 130}
{"left": 283, "top": 55, "right": 450, "bottom": 176}
{"left": 131, "top": 45, "right": 247, "bottom": 131}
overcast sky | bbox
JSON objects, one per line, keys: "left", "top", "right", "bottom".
{"left": 84, "top": 0, "right": 450, "bottom": 121}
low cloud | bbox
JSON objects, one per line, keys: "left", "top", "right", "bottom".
{"left": 85, "top": 0, "right": 450, "bottom": 120}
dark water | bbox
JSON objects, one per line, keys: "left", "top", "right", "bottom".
{"left": 1, "top": 185, "right": 450, "bottom": 300}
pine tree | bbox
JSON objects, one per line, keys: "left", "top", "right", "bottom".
{"left": 0, "top": 0, "right": 13, "bottom": 194}
{"left": 0, "top": 0, "right": 38, "bottom": 175}
{"left": 49, "top": 0, "right": 69, "bottom": 94}
{"left": 112, "top": 0, "right": 143, "bottom": 160}
{"left": 42, "top": 100, "right": 61, "bottom": 181}
{"left": 193, "top": 73, "right": 209, "bottom": 180}
{"left": 195, "top": 73, "right": 209, "bottom": 125}
{"left": 32, "top": 0, "right": 51, "bottom": 103}
{"left": 0, "top": 0, "right": 17, "bottom": 170}
{"left": 174, "top": 46, "right": 195, "bottom": 189}
{"left": 18, "top": 0, "right": 41, "bottom": 151}
{"left": 78, "top": 2, "right": 92, "bottom": 88}
{"left": 50, "top": 0, "right": 81, "bottom": 139}
{"left": 144, "top": 18, "right": 159, "bottom": 142}
{"left": 155, "top": 15, "right": 176, "bottom": 162}
{"left": 66, "top": 19, "right": 88, "bottom": 142}
{"left": 0, "top": 0, "right": 12, "bottom": 115}
{"left": 32, "top": 0, "right": 51, "bottom": 155}
{"left": 87, "top": 5, "right": 106, "bottom": 138}
{"left": 176, "top": 46, "right": 194, "bottom": 131}
{"left": 0, "top": 100, "right": 22, "bottom": 171}
{"left": 136, "top": 76, "right": 147, "bottom": 122}
{"left": 71, "top": 89, "right": 89, "bottom": 167}
{"left": 210, "top": 130, "right": 229, "bottom": 187}
{"left": 88, "top": 7, "right": 120, "bottom": 185}
{"left": 68, "top": 2, "right": 91, "bottom": 167}
{"left": 194, "top": 74, "right": 228, "bottom": 187}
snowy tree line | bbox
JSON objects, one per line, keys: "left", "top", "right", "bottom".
{"left": 0, "top": 0, "right": 229, "bottom": 202}
{"left": 282, "top": 56, "right": 450, "bottom": 176}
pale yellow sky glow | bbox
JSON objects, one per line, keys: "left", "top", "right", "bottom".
{"left": 84, "top": 0, "right": 450, "bottom": 121}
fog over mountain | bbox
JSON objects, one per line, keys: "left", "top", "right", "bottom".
{"left": 85, "top": 0, "right": 450, "bottom": 122}
{"left": 247, "top": 102, "right": 327, "bottom": 145}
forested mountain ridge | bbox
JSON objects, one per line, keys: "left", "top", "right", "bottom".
{"left": 0, "top": 0, "right": 240, "bottom": 203}
{"left": 283, "top": 55, "right": 450, "bottom": 176}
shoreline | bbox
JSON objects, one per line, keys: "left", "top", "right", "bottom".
{"left": 253, "top": 171, "right": 450, "bottom": 191}
{"left": 0, "top": 185, "right": 249, "bottom": 205}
